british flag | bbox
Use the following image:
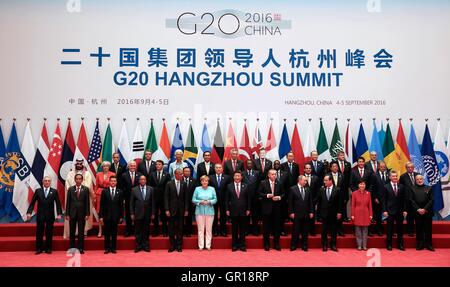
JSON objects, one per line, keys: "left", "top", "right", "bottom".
{"left": 88, "top": 121, "right": 102, "bottom": 180}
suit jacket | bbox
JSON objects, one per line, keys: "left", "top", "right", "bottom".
{"left": 196, "top": 161, "right": 215, "bottom": 181}
{"left": 304, "top": 174, "right": 321, "bottom": 205}
{"left": 382, "top": 182, "right": 406, "bottom": 215}
{"left": 130, "top": 185, "right": 155, "bottom": 220}
{"left": 288, "top": 185, "right": 314, "bottom": 218}
{"left": 223, "top": 159, "right": 244, "bottom": 177}
{"left": 137, "top": 160, "right": 156, "bottom": 181}
{"left": 165, "top": 180, "right": 189, "bottom": 216}
{"left": 365, "top": 160, "right": 380, "bottom": 174}
{"left": 121, "top": 171, "right": 141, "bottom": 198}
{"left": 65, "top": 185, "right": 90, "bottom": 219}
{"left": 242, "top": 169, "right": 260, "bottom": 202}
{"left": 327, "top": 172, "right": 348, "bottom": 202}
{"left": 149, "top": 170, "right": 171, "bottom": 196}
{"left": 307, "top": 160, "right": 325, "bottom": 180}
{"left": 226, "top": 182, "right": 251, "bottom": 217}
{"left": 317, "top": 186, "right": 343, "bottom": 219}
{"left": 410, "top": 185, "right": 434, "bottom": 213}
{"left": 99, "top": 187, "right": 124, "bottom": 222}
{"left": 350, "top": 167, "right": 374, "bottom": 192}
{"left": 258, "top": 179, "right": 284, "bottom": 215}
{"left": 337, "top": 160, "right": 352, "bottom": 189}
{"left": 27, "top": 187, "right": 62, "bottom": 221}
{"left": 253, "top": 158, "right": 272, "bottom": 180}
{"left": 111, "top": 162, "right": 126, "bottom": 183}
{"left": 373, "top": 170, "right": 390, "bottom": 201}
{"left": 280, "top": 161, "right": 300, "bottom": 189}
{"left": 400, "top": 172, "right": 419, "bottom": 196}
{"left": 209, "top": 173, "right": 231, "bottom": 201}
{"left": 183, "top": 177, "right": 197, "bottom": 205}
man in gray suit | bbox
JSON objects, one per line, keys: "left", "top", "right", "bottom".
{"left": 130, "top": 175, "right": 155, "bottom": 252}
{"left": 65, "top": 174, "right": 90, "bottom": 254}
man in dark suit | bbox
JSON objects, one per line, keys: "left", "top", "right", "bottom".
{"left": 111, "top": 152, "right": 126, "bottom": 183}
{"left": 307, "top": 150, "right": 326, "bottom": 181}
{"left": 165, "top": 168, "right": 189, "bottom": 252}
{"left": 327, "top": 161, "right": 346, "bottom": 237}
{"left": 226, "top": 171, "right": 251, "bottom": 252}
{"left": 304, "top": 163, "right": 321, "bottom": 236}
{"left": 400, "top": 162, "right": 419, "bottom": 237}
{"left": 243, "top": 160, "right": 261, "bottom": 236}
{"left": 289, "top": 175, "right": 314, "bottom": 251}
{"left": 196, "top": 151, "right": 215, "bottom": 181}
{"left": 410, "top": 175, "right": 434, "bottom": 251}
{"left": 337, "top": 151, "right": 352, "bottom": 221}
{"left": 120, "top": 160, "right": 141, "bottom": 237}
{"left": 130, "top": 175, "right": 155, "bottom": 252}
{"left": 99, "top": 176, "right": 123, "bottom": 254}
{"left": 252, "top": 148, "right": 272, "bottom": 180}
{"left": 137, "top": 150, "right": 156, "bottom": 182}
{"left": 223, "top": 148, "right": 244, "bottom": 177}
{"left": 317, "top": 175, "right": 343, "bottom": 252}
{"left": 258, "top": 169, "right": 284, "bottom": 251}
{"left": 26, "top": 176, "right": 62, "bottom": 254}
{"left": 371, "top": 161, "right": 390, "bottom": 236}
{"left": 182, "top": 167, "right": 197, "bottom": 237}
{"left": 209, "top": 163, "right": 231, "bottom": 236}
{"left": 382, "top": 171, "right": 407, "bottom": 251}
{"left": 149, "top": 160, "right": 171, "bottom": 236}
{"left": 280, "top": 151, "right": 300, "bottom": 189}
{"left": 273, "top": 160, "right": 288, "bottom": 236}
{"left": 65, "top": 174, "right": 90, "bottom": 254}
{"left": 365, "top": 151, "right": 380, "bottom": 174}
{"left": 350, "top": 157, "right": 374, "bottom": 192}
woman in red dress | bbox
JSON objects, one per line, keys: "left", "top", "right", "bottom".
{"left": 351, "top": 179, "right": 373, "bottom": 250}
{"left": 95, "top": 161, "right": 115, "bottom": 237}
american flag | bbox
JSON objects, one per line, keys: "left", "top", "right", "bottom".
{"left": 88, "top": 121, "right": 102, "bottom": 179}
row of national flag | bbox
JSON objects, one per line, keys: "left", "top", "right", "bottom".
{"left": 0, "top": 118, "right": 449, "bottom": 221}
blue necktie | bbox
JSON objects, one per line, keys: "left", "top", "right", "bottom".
{"left": 217, "top": 175, "right": 221, "bottom": 188}
{"left": 45, "top": 188, "right": 49, "bottom": 198}
{"left": 141, "top": 187, "right": 146, "bottom": 199}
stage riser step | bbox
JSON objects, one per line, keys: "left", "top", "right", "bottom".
{"left": 1, "top": 235, "right": 449, "bottom": 251}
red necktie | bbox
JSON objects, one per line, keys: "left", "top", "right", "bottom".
{"left": 233, "top": 160, "right": 236, "bottom": 171}
{"left": 341, "top": 161, "right": 344, "bottom": 173}
{"left": 236, "top": 184, "right": 240, "bottom": 198}
{"left": 360, "top": 169, "right": 363, "bottom": 178}
{"left": 261, "top": 160, "right": 265, "bottom": 172}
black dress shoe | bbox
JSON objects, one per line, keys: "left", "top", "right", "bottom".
{"left": 377, "top": 231, "right": 383, "bottom": 236}
{"left": 162, "top": 233, "right": 168, "bottom": 237}
{"left": 221, "top": 232, "right": 227, "bottom": 237}
{"left": 322, "top": 246, "right": 328, "bottom": 252}
{"left": 232, "top": 247, "right": 238, "bottom": 252}
{"left": 104, "top": 250, "right": 110, "bottom": 254}
{"left": 330, "top": 246, "right": 338, "bottom": 252}
{"left": 302, "top": 246, "right": 308, "bottom": 252}
{"left": 177, "top": 247, "right": 182, "bottom": 252}
{"left": 240, "top": 247, "right": 247, "bottom": 252}
{"left": 274, "top": 245, "right": 281, "bottom": 251}
{"left": 398, "top": 245, "right": 405, "bottom": 251}
{"left": 386, "top": 245, "right": 392, "bottom": 251}
{"left": 111, "top": 250, "right": 117, "bottom": 254}
{"left": 168, "top": 247, "right": 175, "bottom": 253}
{"left": 264, "top": 246, "right": 270, "bottom": 251}
{"left": 368, "top": 232, "right": 373, "bottom": 237}
{"left": 45, "top": 249, "right": 52, "bottom": 254}
{"left": 143, "top": 247, "right": 150, "bottom": 252}
{"left": 79, "top": 249, "right": 85, "bottom": 254}
{"left": 124, "top": 232, "right": 131, "bottom": 237}
{"left": 338, "top": 231, "right": 345, "bottom": 237}
{"left": 290, "top": 246, "right": 297, "bottom": 251}
{"left": 213, "top": 231, "right": 219, "bottom": 236}
{"left": 35, "top": 250, "right": 42, "bottom": 255}
{"left": 134, "top": 248, "right": 141, "bottom": 253}
{"left": 426, "top": 245, "right": 435, "bottom": 252}
{"left": 416, "top": 246, "right": 424, "bottom": 250}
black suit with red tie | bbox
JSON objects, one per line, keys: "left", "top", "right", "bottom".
{"left": 258, "top": 179, "right": 284, "bottom": 250}
{"left": 226, "top": 182, "right": 251, "bottom": 249}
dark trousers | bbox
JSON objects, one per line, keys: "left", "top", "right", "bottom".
{"left": 69, "top": 216, "right": 86, "bottom": 250}
{"left": 184, "top": 204, "right": 195, "bottom": 235}
{"left": 36, "top": 219, "right": 54, "bottom": 251}
{"left": 291, "top": 215, "right": 309, "bottom": 248}
{"left": 135, "top": 217, "right": 150, "bottom": 249}
{"left": 213, "top": 195, "right": 227, "bottom": 235}
{"left": 169, "top": 213, "right": 184, "bottom": 248}
{"left": 153, "top": 193, "right": 167, "bottom": 234}
{"left": 104, "top": 219, "right": 119, "bottom": 251}
{"left": 262, "top": 207, "right": 281, "bottom": 247}
{"left": 406, "top": 204, "right": 415, "bottom": 234}
{"left": 386, "top": 213, "right": 404, "bottom": 246}
{"left": 124, "top": 194, "right": 134, "bottom": 234}
{"left": 309, "top": 213, "right": 316, "bottom": 235}
{"left": 231, "top": 216, "right": 246, "bottom": 248}
{"left": 370, "top": 200, "right": 383, "bottom": 234}
{"left": 415, "top": 214, "right": 432, "bottom": 247}
{"left": 321, "top": 215, "right": 337, "bottom": 247}
{"left": 248, "top": 200, "right": 261, "bottom": 234}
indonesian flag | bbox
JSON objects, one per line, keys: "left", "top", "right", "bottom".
{"left": 73, "top": 120, "right": 90, "bottom": 171}
{"left": 239, "top": 122, "right": 252, "bottom": 167}
{"left": 223, "top": 121, "right": 237, "bottom": 163}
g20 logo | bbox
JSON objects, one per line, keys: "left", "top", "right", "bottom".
{"left": 177, "top": 12, "right": 241, "bottom": 35}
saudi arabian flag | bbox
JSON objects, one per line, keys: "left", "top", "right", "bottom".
{"left": 382, "top": 123, "right": 398, "bottom": 172}
{"left": 183, "top": 123, "right": 198, "bottom": 177}
{"left": 317, "top": 120, "right": 331, "bottom": 161}
{"left": 145, "top": 121, "right": 158, "bottom": 153}
{"left": 329, "top": 122, "right": 343, "bottom": 161}
{"left": 99, "top": 123, "right": 113, "bottom": 170}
